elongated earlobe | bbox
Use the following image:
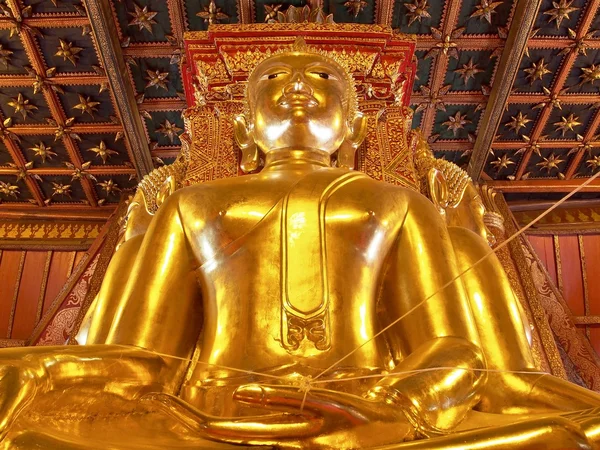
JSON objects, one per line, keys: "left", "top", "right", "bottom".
{"left": 338, "top": 113, "right": 368, "bottom": 170}
{"left": 427, "top": 168, "right": 449, "bottom": 216}
{"left": 233, "top": 114, "right": 259, "bottom": 173}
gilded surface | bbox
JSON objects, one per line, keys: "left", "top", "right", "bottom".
{"left": 3, "top": 24, "right": 600, "bottom": 450}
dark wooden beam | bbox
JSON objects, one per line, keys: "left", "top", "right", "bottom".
{"left": 467, "top": 0, "right": 543, "bottom": 180}
{"left": 488, "top": 178, "right": 600, "bottom": 193}
{"left": 375, "top": 0, "right": 394, "bottom": 26}
{"left": 84, "top": 0, "right": 154, "bottom": 179}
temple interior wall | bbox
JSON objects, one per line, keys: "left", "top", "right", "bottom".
{"left": 0, "top": 249, "right": 88, "bottom": 345}
{"left": 528, "top": 233, "right": 600, "bottom": 357}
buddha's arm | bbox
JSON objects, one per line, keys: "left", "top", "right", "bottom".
{"left": 449, "top": 226, "right": 535, "bottom": 372}
{"left": 369, "top": 192, "right": 486, "bottom": 437}
{"left": 104, "top": 190, "right": 203, "bottom": 361}
{"left": 1, "top": 193, "right": 203, "bottom": 437}
{"left": 83, "top": 234, "right": 145, "bottom": 344}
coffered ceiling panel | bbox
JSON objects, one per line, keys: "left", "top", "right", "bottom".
{"left": 0, "top": 0, "right": 599, "bottom": 217}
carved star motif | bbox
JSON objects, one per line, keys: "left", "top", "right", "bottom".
{"left": 415, "top": 84, "right": 451, "bottom": 113}
{"left": 145, "top": 69, "right": 169, "bottom": 90}
{"left": 543, "top": 0, "right": 579, "bottom": 29}
{"left": 505, "top": 111, "right": 532, "bottom": 134}
{"left": 442, "top": 111, "right": 471, "bottom": 136}
{"left": 65, "top": 161, "right": 96, "bottom": 182}
{"left": 72, "top": 94, "right": 100, "bottom": 118}
{"left": 55, "top": 39, "right": 83, "bottom": 66}
{"left": 559, "top": 29, "right": 595, "bottom": 56}
{"left": 344, "top": 0, "right": 367, "bottom": 18}
{"left": 49, "top": 117, "right": 81, "bottom": 142}
{"left": 454, "top": 58, "right": 484, "bottom": 84}
{"left": 490, "top": 154, "right": 515, "bottom": 172}
{"left": 0, "top": 44, "right": 12, "bottom": 68}
{"left": 586, "top": 155, "right": 600, "bottom": 171}
{"left": 7, "top": 93, "right": 38, "bottom": 120}
{"left": 470, "top": 0, "right": 504, "bottom": 24}
{"left": 156, "top": 119, "right": 182, "bottom": 143}
{"left": 88, "top": 141, "right": 118, "bottom": 164}
{"left": 264, "top": 4, "right": 283, "bottom": 22}
{"left": 580, "top": 64, "right": 600, "bottom": 86}
{"left": 0, "top": 181, "right": 19, "bottom": 198}
{"left": 51, "top": 182, "right": 72, "bottom": 198}
{"left": 536, "top": 153, "right": 564, "bottom": 173}
{"left": 426, "top": 27, "right": 464, "bottom": 59}
{"left": 28, "top": 142, "right": 57, "bottom": 163}
{"left": 197, "top": 0, "right": 228, "bottom": 24}
{"left": 524, "top": 58, "right": 551, "bottom": 84}
{"left": 553, "top": 113, "right": 581, "bottom": 136}
{"left": 128, "top": 3, "right": 157, "bottom": 33}
{"left": 98, "top": 179, "right": 121, "bottom": 196}
{"left": 534, "top": 86, "right": 568, "bottom": 110}
{"left": 405, "top": 0, "right": 431, "bottom": 26}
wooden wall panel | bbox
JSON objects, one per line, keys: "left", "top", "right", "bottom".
{"left": 11, "top": 252, "right": 48, "bottom": 340}
{"left": 528, "top": 235, "right": 558, "bottom": 286}
{"left": 558, "top": 236, "right": 585, "bottom": 316}
{"left": 0, "top": 249, "right": 85, "bottom": 342}
{"left": 0, "top": 251, "right": 25, "bottom": 339}
{"left": 528, "top": 232, "right": 600, "bottom": 357}
{"left": 42, "top": 252, "right": 76, "bottom": 316}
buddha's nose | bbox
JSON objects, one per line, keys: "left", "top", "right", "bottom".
{"left": 283, "top": 73, "right": 313, "bottom": 97}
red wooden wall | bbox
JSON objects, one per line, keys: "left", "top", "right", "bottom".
{"left": 528, "top": 234, "right": 600, "bottom": 357}
{"left": 0, "top": 249, "right": 87, "bottom": 344}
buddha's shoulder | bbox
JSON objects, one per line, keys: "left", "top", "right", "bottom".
{"left": 169, "top": 177, "right": 248, "bottom": 202}
{"left": 351, "top": 176, "right": 434, "bottom": 206}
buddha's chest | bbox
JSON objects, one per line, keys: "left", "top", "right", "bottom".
{"left": 193, "top": 196, "right": 395, "bottom": 363}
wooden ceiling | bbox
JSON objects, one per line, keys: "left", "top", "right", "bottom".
{"left": 0, "top": 0, "right": 598, "bottom": 218}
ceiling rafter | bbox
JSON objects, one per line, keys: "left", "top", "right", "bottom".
{"left": 374, "top": 0, "right": 394, "bottom": 26}
{"left": 85, "top": 0, "right": 154, "bottom": 179}
{"left": 0, "top": 167, "right": 136, "bottom": 175}
{"left": 489, "top": 178, "right": 600, "bottom": 192}
{"left": 7, "top": 124, "right": 122, "bottom": 135}
{"left": 468, "top": 0, "right": 542, "bottom": 178}
{"left": 236, "top": 0, "right": 255, "bottom": 24}
{"left": 0, "top": 75, "right": 108, "bottom": 88}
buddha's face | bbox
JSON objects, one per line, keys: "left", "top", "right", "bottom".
{"left": 247, "top": 53, "right": 349, "bottom": 154}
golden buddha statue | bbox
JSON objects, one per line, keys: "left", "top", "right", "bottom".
{"left": 3, "top": 43, "right": 600, "bottom": 450}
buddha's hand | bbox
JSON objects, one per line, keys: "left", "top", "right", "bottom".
{"left": 0, "top": 360, "right": 45, "bottom": 441}
{"left": 228, "top": 384, "right": 416, "bottom": 447}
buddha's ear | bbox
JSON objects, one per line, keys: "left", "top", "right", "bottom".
{"left": 338, "top": 112, "right": 367, "bottom": 170}
{"left": 347, "top": 112, "right": 368, "bottom": 148}
{"left": 233, "top": 114, "right": 259, "bottom": 173}
{"left": 156, "top": 175, "right": 177, "bottom": 209}
{"left": 427, "top": 168, "right": 449, "bottom": 216}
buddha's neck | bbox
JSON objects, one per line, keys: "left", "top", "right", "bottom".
{"left": 263, "top": 148, "right": 332, "bottom": 171}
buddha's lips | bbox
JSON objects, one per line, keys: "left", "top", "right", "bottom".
{"left": 278, "top": 94, "right": 318, "bottom": 108}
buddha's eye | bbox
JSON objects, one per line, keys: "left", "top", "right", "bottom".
{"left": 309, "top": 71, "right": 337, "bottom": 80}
{"left": 261, "top": 72, "right": 285, "bottom": 81}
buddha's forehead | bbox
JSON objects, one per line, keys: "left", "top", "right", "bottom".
{"left": 249, "top": 52, "right": 347, "bottom": 84}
